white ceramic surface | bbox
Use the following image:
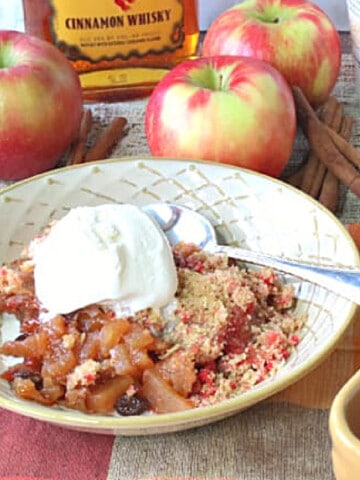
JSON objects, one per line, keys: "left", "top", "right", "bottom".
{"left": 0, "top": 157, "right": 358, "bottom": 435}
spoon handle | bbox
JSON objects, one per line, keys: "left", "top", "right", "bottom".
{"left": 210, "top": 245, "right": 360, "bottom": 305}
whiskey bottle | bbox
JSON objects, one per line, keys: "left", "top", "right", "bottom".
{"left": 22, "top": 0, "right": 200, "bottom": 102}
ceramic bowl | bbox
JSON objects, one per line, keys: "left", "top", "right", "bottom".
{"left": 330, "top": 369, "right": 360, "bottom": 480}
{"left": 0, "top": 157, "right": 358, "bottom": 435}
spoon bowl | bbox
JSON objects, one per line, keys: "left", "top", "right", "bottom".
{"left": 143, "top": 202, "right": 360, "bottom": 305}
{"left": 142, "top": 202, "right": 217, "bottom": 249}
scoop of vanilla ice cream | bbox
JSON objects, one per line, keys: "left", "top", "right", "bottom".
{"left": 32, "top": 204, "right": 178, "bottom": 315}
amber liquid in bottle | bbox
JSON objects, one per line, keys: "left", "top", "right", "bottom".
{"left": 22, "top": 0, "right": 200, "bottom": 102}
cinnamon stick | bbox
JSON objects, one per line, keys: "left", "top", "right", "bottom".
{"left": 292, "top": 85, "right": 360, "bottom": 198}
{"left": 318, "top": 115, "right": 354, "bottom": 212}
{"left": 299, "top": 96, "right": 341, "bottom": 196}
{"left": 307, "top": 100, "right": 343, "bottom": 198}
{"left": 84, "top": 117, "right": 128, "bottom": 162}
{"left": 293, "top": 86, "right": 360, "bottom": 171}
{"left": 67, "top": 109, "right": 93, "bottom": 166}
{"left": 341, "top": 115, "right": 355, "bottom": 141}
{"left": 317, "top": 170, "right": 339, "bottom": 213}
{"left": 306, "top": 117, "right": 360, "bottom": 198}
{"left": 292, "top": 86, "right": 322, "bottom": 127}
{"left": 285, "top": 167, "right": 304, "bottom": 187}
{"left": 325, "top": 121, "right": 360, "bottom": 168}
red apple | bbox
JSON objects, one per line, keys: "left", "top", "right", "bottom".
{"left": 202, "top": 0, "right": 341, "bottom": 107}
{"left": 145, "top": 55, "right": 296, "bottom": 177}
{"left": 0, "top": 30, "right": 83, "bottom": 180}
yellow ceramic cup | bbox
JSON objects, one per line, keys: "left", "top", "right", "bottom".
{"left": 329, "top": 369, "right": 360, "bottom": 480}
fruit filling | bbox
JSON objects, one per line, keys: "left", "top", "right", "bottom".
{"left": 0, "top": 240, "right": 304, "bottom": 415}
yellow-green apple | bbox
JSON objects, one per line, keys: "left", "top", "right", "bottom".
{"left": 145, "top": 55, "right": 296, "bottom": 177}
{"left": 202, "top": 0, "right": 341, "bottom": 107}
{"left": 0, "top": 30, "right": 83, "bottom": 180}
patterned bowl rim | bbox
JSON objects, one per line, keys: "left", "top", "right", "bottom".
{"left": 0, "top": 156, "right": 358, "bottom": 434}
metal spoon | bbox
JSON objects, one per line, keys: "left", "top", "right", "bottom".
{"left": 142, "top": 202, "right": 360, "bottom": 305}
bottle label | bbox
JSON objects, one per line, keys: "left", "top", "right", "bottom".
{"left": 48, "top": 0, "right": 185, "bottom": 62}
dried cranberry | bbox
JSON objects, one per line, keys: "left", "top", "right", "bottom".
{"left": 14, "top": 333, "right": 29, "bottom": 342}
{"left": 115, "top": 393, "right": 150, "bottom": 416}
{"left": 223, "top": 305, "right": 253, "bottom": 354}
{"left": 13, "top": 371, "right": 43, "bottom": 390}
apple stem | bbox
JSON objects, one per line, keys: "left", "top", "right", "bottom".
{"left": 218, "top": 74, "right": 223, "bottom": 91}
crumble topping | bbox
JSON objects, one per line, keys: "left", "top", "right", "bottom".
{"left": 67, "top": 359, "right": 101, "bottom": 390}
